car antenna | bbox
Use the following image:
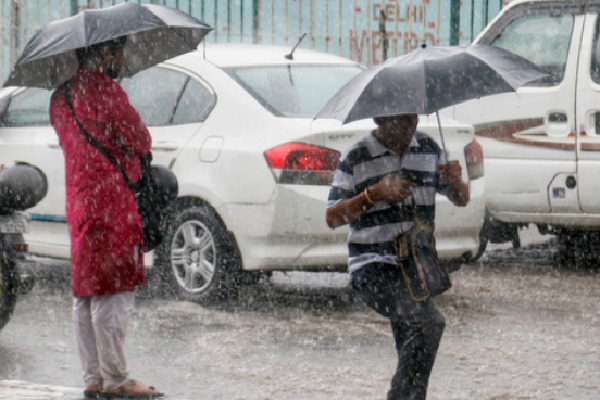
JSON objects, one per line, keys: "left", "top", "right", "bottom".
{"left": 285, "top": 33, "right": 307, "bottom": 60}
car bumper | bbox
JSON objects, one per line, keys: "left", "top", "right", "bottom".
{"left": 221, "top": 185, "right": 349, "bottom": 271}
{"left": 222, "top": 178, "right": 486, "bottom": 271}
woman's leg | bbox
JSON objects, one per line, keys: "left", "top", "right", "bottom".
{"left": 73, "top": 296, "right": 102, "bottom": 388}
{"left": 90, "top": 291, "right": 135, "bottom": 390}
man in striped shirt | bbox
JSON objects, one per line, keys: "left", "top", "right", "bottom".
{"left": 326, "top": 114, "right": 468, "bottom": 400}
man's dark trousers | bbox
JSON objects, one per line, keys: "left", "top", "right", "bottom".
{"left": 351, "top": 263, "right": 445, "bottom": 400}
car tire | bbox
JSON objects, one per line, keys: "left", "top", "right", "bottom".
{"left": 156, "top": 206, "right": 240, "bottom": 304}
{"left": 0, "top": 256, "right": 18, "bottom": 331}
{"left": 472, "top": 211, "right": 524, "bottom": 262}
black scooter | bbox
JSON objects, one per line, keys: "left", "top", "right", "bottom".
{"left": 0, "top": 163, "right": 47, "bottom": 331}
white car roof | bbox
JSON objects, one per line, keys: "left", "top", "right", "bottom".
{"left": 173, "top": 43, "right": 362, "bottom": 68}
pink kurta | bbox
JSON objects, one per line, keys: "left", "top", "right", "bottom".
{"left": 50, "top": 68, "right": 152, "bottom": 297}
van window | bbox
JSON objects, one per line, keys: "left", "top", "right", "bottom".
{"left": 490, "top": 14, "right": 573, "bottom": 86}
{"left": 591, "top": 18, "right": 600, "bottom": 84}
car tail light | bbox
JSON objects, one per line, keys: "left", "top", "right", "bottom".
{"left": 464, "top": 138, "right": 484, "bottom": 180}
{"left": 14, "top": 243, "right": 28, "bottom": 252}
{"left": 264, "top": 142, "right": 340, "bottom": 185}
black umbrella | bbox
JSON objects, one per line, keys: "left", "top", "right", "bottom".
{"left": 3, "top": 3, "right": 212, "bottom": 88}
{"left": 317, "top": 44, "right": 546, "bottom": 154}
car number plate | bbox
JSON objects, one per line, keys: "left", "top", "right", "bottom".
{"left": 0, "top": 212, "right": 29, "bottom": 234}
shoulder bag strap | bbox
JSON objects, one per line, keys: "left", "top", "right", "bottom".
{"left": 60, "top": 83, "right": 138, "bottom": 191}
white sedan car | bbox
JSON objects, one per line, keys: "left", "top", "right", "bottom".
{"left": 0, "top": 44, "right": 485, "bottom": 303}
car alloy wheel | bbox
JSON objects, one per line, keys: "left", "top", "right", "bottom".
{"left": 171, "top": 217, "right": 216, "bottom": 294}
{"left": 159, "top": 206, "right": 238, "bottom": 303}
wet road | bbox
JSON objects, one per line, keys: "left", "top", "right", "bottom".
{"left": 0, "top": 227, "right": 599, "bottom": 399}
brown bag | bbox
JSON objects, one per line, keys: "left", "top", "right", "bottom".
{"left": 394, "top": 199, "right": 452, "bottom": 301}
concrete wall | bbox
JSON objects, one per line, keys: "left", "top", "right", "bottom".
{"left": 0, "top": 0, "right": 507, "bottom": 84}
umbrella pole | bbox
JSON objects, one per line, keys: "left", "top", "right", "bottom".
{"left": 435, "top": 111, "right": 448, "bottom": 160}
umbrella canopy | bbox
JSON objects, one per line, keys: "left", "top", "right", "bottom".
{"left": 3, "top": 3, "right": 212, "bottom": 88}
{"left": 317, "top": 44, "right": 547, "bottom": 124}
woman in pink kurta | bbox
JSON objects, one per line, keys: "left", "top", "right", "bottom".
{"left": 50, "top": 67, "right": 151, "bottom": 297}
{"left": 49, "top": 38, "right": 163, "bottom": 398}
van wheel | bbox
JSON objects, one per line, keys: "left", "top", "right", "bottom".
{"left": 556, "top": 230, "right": 600, "bottom": 269}
{"left": 156, "top": 206, "right": 240, "bottom": 304}
{"left": 0, "top": 257, "right": 18, "bottom": 331}
{"left": 472, "top": 213, "right": 492, "bottom": 261}
{"left": 511, "top": 230, "right": 521, "bottom": 249}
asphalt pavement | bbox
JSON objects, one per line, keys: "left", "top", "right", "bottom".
{"left": 3, "top": 225, "right": 599, "bottom": 399}
{"left": 0, "top": 380, "right": 175, "bottom": 399}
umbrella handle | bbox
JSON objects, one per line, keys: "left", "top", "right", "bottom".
{"left": 435, "top": 111, "right": 448, "bottom": 161}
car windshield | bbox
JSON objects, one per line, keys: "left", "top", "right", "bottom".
{"left": 224, "top": 65, "right": 363, "bottom": 118}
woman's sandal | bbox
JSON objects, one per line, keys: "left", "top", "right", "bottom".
{"left": 101, "top": 380, "right": 164, "bottom": 399}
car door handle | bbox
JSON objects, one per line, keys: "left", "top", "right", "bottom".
{"left": 152, "top": 142, "right": 178, "bottom": 151}
{"left": 47, "top": 139, "right": 60, "bottom": 149}
{"left": 548, "top": 112, "right": 567, "bottom": 123}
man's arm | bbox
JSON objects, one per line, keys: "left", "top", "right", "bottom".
{"left": 326, "top": 174, "right": 416, "bottom": 229}
{"left": 326, "top": 190, "right": 375, "bottom": 229}
{"left": 446, "top": 181, "right": 469, "bottom": 207}
{"left": 439, "top": 161, "right": 469, "bottom": 207}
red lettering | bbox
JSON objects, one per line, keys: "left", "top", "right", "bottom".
{"left": 403, "top": 32, "right": 419, "bottom": 54}
{"left": 372, "top": 31, "right": 382, "bottom": 65}
{"left": 388, "top": 31, "right": 401, "bottom": 58}
{"left": 385, "top": 4, "right": 396, "bottom": 21}
{"left": 373, "top": 30, "right": 404, "bottom": 63}
{"left": 349, "top": 30, "right": 439, "bottom": 66}
{"left": 374, "top": 4, "right": 382, "bottom": 20}
{"left": 373, "top": 4, "right": 426, "bottom": 23}
{"left": 373, "top": 3, "right": 428, "bottom": 23}
{"left": 422, "top": 33, "right": 438, "bottom": 47}
{"left": 349, "top": 30, "right": 370, "bottom": 63}
{"left": 407, "top": 5, "right": 418, "bottom": 22}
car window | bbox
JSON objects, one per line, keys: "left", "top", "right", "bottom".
{"left": 490, "top": 13, "right": 573, "bottom": 86}
{"left": 0, "top": 88, "right": 52, "bottom": 127}
{"left": 120, "top": 67, "right": 188, "bottom": 126}
{"left": 172, "top": 78, "right": 215, "bottom": 124}
{"left": 225, "top": 65, "right": 363, "bottom": 118}
{"left": 122, "top": 67, "right": 214, "bottom": 126}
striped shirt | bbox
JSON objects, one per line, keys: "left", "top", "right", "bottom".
{"left": 327, "top": 130, "right": 447, "bottom": 273}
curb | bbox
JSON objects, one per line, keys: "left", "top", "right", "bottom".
{"left": 0, "top": 380, "right": 82, "bottom": 400}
